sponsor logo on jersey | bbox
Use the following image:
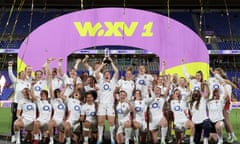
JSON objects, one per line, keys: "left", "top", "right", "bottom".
{"left": 103, "top": 84, "right": 110, "bottom": 91}
{"left": 139, "top": 80, "right": 145, "bottom": 85}
{"left": 57, "top": 104, "right": 65, "bottom": 110}
{"left": 43, "top": 105, "right": 50, "bottom": 111}
{"left": 194, "top": 86, "right": 200, "bottom": 91}
{"left": 174, "top": 105, "right": 182, "bottom": 111}
{"left": 135, "top": 106, "right": 142, "bottom": 112}
{"left": 117, "top": 109, "right": 123, "bottom": 114}
{"left": 90, "top": 112, "right": 96, "bottom": 116}
{"left": 151, "top": 103, "right": 159, "bottom": 108}
{"left": 34, "top": 86, "right": 41, "bottom": 91}
{"left": 26, "top": 105, "right": 34, "bottom": 110}
{"left": 74, "top": 105, "right": 81, "bottom": 111}
{"left": 213, "top": 84, "right": 219, "bottom": 89}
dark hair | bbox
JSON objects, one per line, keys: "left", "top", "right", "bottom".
{"left": 40, "top": 90, "right": 48, "bottom": 96}
{"left": 54, "top": 88, "right": 61, "bottom": 98}
{"left": 35, "top": 70, "right": 43, "bottom": 75}
{"left": 18, "top": 71, "right": 24, "bottom": 77}
{"left": 190, "top": 90, "right": 201, "bottom": 110}
{"left": 88, "top": 75, "right": 97, "bottom": 84}
{"left": 119, "top": 90, "right": 127, "bottom": 96}
{"left": 168, "top": 89, "right": 180, "bottom": 103}
{"left": 85, "top": 90, "right": 97, "bottom": 100}
{"left": 196, "top": 70, "right": 203, "bottom": 82}
{"left": 210, "top": 89, "right": 220, "bottom": 101}
{"left": 133, "top": 89, "right": 142, "bottom": 100}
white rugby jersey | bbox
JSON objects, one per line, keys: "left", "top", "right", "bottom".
{"left": 208, "top": 77, "right": 224, "bottom": 99}
{"left": 170, "top": 100, "right": 188, "bottom": 124}
{"left": 207, "top": 99, "right": 225, "bottom": 122}
{"left": 135, "top": 74, "right": 153, "bottom": 99}
{"left": 8, "top": 66, "right": 31, "bottom": 103}
{"left": 66, "top": 98, "right": 81, "bottom": 121}
{"left": 88, "top": 66, "right": 103, "bottom": 79}
{"left": 18, "top": 99, "right": 36, "bottom": 121}
{"left": 81, "top": 103, "right": 97, "bottom": 122}
{"left": 36, "top": 100, "right": 52, "bottom": 121}
{"left": 116, "top": 101, "right": 131, "bottom": 120}
{"left": 84, "top": 85, "right": 96, "bottom": 92}
{"left": 177, "top": 86, "right": 191, "bottom": 110}
{"left": 33, "top": 80, "right": 48, "bottom": 99}
{"left": 190, "top": 97, "right": 208, "bottom": 124}
{"left": 52, "top": 77, "right": 64, "bottom": 91}
{"left": 148, "top": 97, "right": 165, "bottom": 119}
{"left": 182, "top": 65, "right": 201, "bottom": 91}
{"left": 51, "top": 98, "right": 66, "bottom": 121}
{"left": 134, "top": 100, "right": 148, "bottom": 121}
{"left": 117, "top": 79, "right": 135, "bottom": 100}
{"left": 98, "top": 78, "right": 117, "bottom": 104}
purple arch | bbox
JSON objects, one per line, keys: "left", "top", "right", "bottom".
{"left": 18, "top": 8, "right": 208, "bottom": 71}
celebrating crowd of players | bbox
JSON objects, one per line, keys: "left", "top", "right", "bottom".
{"left": 8, "top": 55, "right": 238, "bottom": 144}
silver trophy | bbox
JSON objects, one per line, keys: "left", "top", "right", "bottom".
{"left": 103, "top": 48, "right": 111, "bottom": 64}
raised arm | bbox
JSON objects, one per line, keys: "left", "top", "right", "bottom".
{"left": 181, "top": 58, "right": 191, "bottom": 80}
{"left": 161, "top": 60, "right": 166, "bottom": 75}
{"left": 82, "top": 55, "right": 90, "bottom": 69}
{"left": 95, "top": 60, "right": 105, "bottom": 80}
{"left": 8, "top": 61, "right": 17, "bottom": 83}
{"left": 57, "top": 58, "right": 65, "bottom": 77}
{"left": 74, "top": 58, "right": 81, "bottom": 70}
{"left": 109, "top": 57, "right": 119, "bottom": 80}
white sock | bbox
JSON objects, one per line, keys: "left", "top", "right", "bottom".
{"left": 228, "top": 133, "right": 231, "bottom": 138}
{"left": 66, "top": 137, "right": 71, "bottom": 142}
{"left": 50, "top": 136, "right": 54, "bottom": 142}
{"left": 134, "top": 129, "right": 139, "bottom": 138}
{"left": 15, "top": 131, "right": 20, "bottom": 142}
{"left": 34, "top": 134, "right": 39, "bottom": 140}
{"left": 203, "top": 138, "right": 208, "bottom": 144}
{"left": 109, "top": 126, "right": 115, "bottom": 142}
{"left": 218, "top": 136, "right": 223, "bottom": 142}
{"left": 84, "top": 136, "right": 89, "bottom": 142}
{"left": 125, "top": 128, "right": 132, "bottom": 143}
{"left": 161, "top": 127, "right": 168, "bottom": 142}
{"left": 231, "top": 132, "right": 236, "bottom": 137}
{"left": 98, "top": 125, "right": 104, "bottom": 142}
{"left": 190, "top": 136, "right": 194, "bottom": 143}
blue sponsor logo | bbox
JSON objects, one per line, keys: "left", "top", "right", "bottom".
{"left": 135, "top": 106, "right": 142, "bottom": 112}
{"left": 57, "top": 104, "right": 64, "bottom": 110}
{"left": 152, "top": 103, "right": 159, "bottom": 109}
{"left": 26, "top": 105, "right": 33, "bottom": 110}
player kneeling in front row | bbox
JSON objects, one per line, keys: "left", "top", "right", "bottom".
{"left": 116, "top": 90, "right": 134, "bottom": 144}
{"left": 63, "top": 91, "right": 81, "bottom": 144}
{"left": 14, "top": 88, "right": 37, "bottom": 144}
{"left": 80, "top": 91, "right": 98, "bottom": 144}
{"left": 32, "top": 90, "right": 52, "bottom": 144}
{"left": 148, "top": 86, "right": 168, "bottom": 144}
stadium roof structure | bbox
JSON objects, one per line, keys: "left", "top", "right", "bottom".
{"left": 1, "top": 0, "right": 240, "bottom": 9}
